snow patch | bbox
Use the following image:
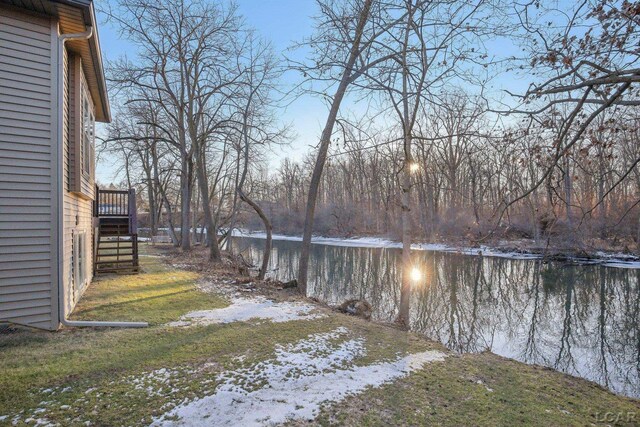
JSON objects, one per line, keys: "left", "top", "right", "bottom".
{"left": 234, "top": 230, "right": 541, "bottom": 259}
{"left": 168, "top": 296, "right": 324, "bottom": 326}
{"left": 7, "top": 367, "right": 201, "bottom": 426}
{"left": 152, "top": 327, "right": 446, "bottom": 426}
{"left": 601, "top": 261, "right": 640, "bottom": 269}
{"left": 235, "top": 230, "right": 640, "bottom": 267}
{"left": 594, "top": 251, "right": 640, "bottom": 268}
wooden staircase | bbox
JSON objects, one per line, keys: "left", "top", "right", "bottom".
{"left": 93, "top": 188, "right": 139, "bottom": 275}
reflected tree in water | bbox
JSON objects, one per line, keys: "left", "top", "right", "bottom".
{"left": 231, "top": 236, "right": 640, "bottom": 397}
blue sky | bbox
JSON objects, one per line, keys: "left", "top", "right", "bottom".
{"left": 96, "top": 0, "right": 326, "bottom": 183}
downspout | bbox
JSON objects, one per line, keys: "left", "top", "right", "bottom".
{"left": 56, "top": 27, "right": 147, "bottom": 328}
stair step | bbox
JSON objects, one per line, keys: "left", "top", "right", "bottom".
{"left": 96, "top": 260, "right": 137, "bottom": 265}
{"left": 97, "top": 262, "right": 135, "bottom": 266}
{"left": 97, "top": 247, "right": 134, "bottom": 251}
{"left": 98, "top": 252, "right": 135, "bottom": 258}
{"left": 97, "top": 253, "right": 136, "bottom": 257}
{"left": 95, "top": 267, "right": 140, "bottom": 273}
{"left": 98, "top": 242, "right": 134, "bottom": 245}
{"left": 98, "top": 237, "right": 135, "bottom": 240}
{"left": 97, "top": 242, "right": 134, "bottom": 246}
{"left": 94, "top": 228, "right": 139, "bottom": 275}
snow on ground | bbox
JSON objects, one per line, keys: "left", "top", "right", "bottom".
{"left": 152, "top": 327, "right": 446, "bottom": 426}
{"left": 600, "top": 260, "right": 640, "bottom": 269}
{"left": 233, "top": 230, "right": 542, "bottom": 259}
{"left": 168, "top": 296, "right": 324, "bottom": 327}
{"left": 233, "top": 230, "right": 640, "bottom": 267}
{"left": 8, "top": 327, "right": 443, "bottom": 426}
{"left": 593, "top": 251, "right": 640, "bottom": 269}
{"left": 8, "top": 366, "right": 203, "bottom": 426}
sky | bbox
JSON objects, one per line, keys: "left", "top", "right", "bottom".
{"left": 94, "top": 0, "right": 532, "bottom": 185}
{"left": 95, "top": 0, "right": 326, "bottom": 183}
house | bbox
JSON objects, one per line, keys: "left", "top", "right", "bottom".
{"left": 0, "top": 0, "right": 139, "bottom": 330}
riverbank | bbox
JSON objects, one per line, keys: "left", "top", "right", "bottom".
{"left": 234, "top": 230, "right": 640, "bottom": 269}
{"left": 1, "top": 244, "right": 638, "bottom": 426}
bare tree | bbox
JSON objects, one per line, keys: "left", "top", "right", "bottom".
{"left": 292, "top": 0, "right": 377, "bottom": 293}
{"left": 106, "top": 0, "right": 242, "bottom": 253}
{"left": 235, "top": 34, "right": 289, "bottom": 279}
{"left": 357, "top": 0, "right": 494, "bottom": 326}
{"left": 495, "top": 0, "right": 640, "bottom": 230}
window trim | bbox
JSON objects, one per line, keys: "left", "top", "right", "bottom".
{"left": 73, "top": 231, "right": 88, "bottom": 290}
{"left": 70, "top": 54, "right": 95, "bottom": 199}
{"left": 81, "top": 92, "right": 94, "bottom": 180}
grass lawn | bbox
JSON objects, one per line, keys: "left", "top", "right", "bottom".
{"left": 0, "top": 245, "right": 638, "bottom": 426}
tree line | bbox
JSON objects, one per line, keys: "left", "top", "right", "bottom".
{"left": 259, "top": 100, "right": 640, "bottom": 248}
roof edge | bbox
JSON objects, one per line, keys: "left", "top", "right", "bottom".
{"left": 87, "top": 2, "right": 110, "bottom": 122}
{"left": 53, "top": 0, "right": 111, "bottom": 122}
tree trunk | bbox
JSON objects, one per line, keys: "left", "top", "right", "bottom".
{"left": 195, "top": 151, "right": 222, "bottom": 261}
{"left": 564, "top": 156, "right": 572, "bottom": 226}
{"left": 298, "top": 0, "right": 373, "bottom": 293}
{"left": 226, "top": 147, "right": 242, "bottom": 253}
{"left": 192, "top": 187, "right": 200, "bottom": 245}
{"left": 597, "top": 148, "right": 606, "bottom": 237}
{"left": 180, "top": 153, "right": 192, "bottom": 250}
{"left": 470, "top": 169, "right": 480, "bottom": 225}
{"left": 144, "top": 164, "right": 157, "bottom": 236}
{"left": 397, "top": 156, "right": 412, "bottom": 328}
{"left": 151, "top": 142, "right": 178, "bottom": 246}
{"left": 637, "top": 214, "right": 640, "bottom": 255}
{"left": 238, "top": 189, "right": 272, "bottom": 279}
{"left": 396, "top": 2, "right": 418, "bottom": 330}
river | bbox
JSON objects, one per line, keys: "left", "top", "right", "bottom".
{"left": 229, "top": 235, "right": 640, "bottom": 398}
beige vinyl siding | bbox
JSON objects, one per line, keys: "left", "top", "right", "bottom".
{"left": 62, "top": 48, "right": 94, "bottom": 316}
{"left": 0, "top": 5, "right": 56, "bottom": 330}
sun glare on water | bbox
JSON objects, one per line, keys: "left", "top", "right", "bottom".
{"left": 410, "top": 267, "right": 422, "bottom": 282}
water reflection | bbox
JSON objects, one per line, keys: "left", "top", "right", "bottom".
{"left": 231, "top": 236, "right": 640, "bottom": 397}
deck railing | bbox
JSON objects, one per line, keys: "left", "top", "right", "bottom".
{"left": 95, "top": 189, "right": 129, "bottom": 216}
{"left": 94, "top": 187, "right": 137, "bottom": 234}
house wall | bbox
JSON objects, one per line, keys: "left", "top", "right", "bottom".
{"left": 62, "top": 48, "right": 95, "bottom": 317}
{"left": 0, "top": 5, "right": 57, "bottom": 330}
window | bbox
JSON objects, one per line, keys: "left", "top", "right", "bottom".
{"left": 73, "top": 231, "right": 88, "bottom": 289}
{"left": 81, "top": 81, "right": 94, "bottom": 179}
{"left": 70, "top": 55, "right": 95, "bottom": 197}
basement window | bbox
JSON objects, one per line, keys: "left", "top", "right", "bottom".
{"left": 73, "top": 231, "right": 88, "bottom": 289}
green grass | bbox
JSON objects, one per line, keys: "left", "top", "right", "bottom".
{"left": 71, "top": 254, "right": 223, "bottom": 324}
{"left": 0, "top": 246, "right": 638, "bottom": 426}
{"left": 0, "top": 249, "right": 352, "bottom": 425}
{"left": 308, "top": 352, "right": 640, "bottom": 426}
{"left": 0, "top": 317, "right": 350, "bottom": 425}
